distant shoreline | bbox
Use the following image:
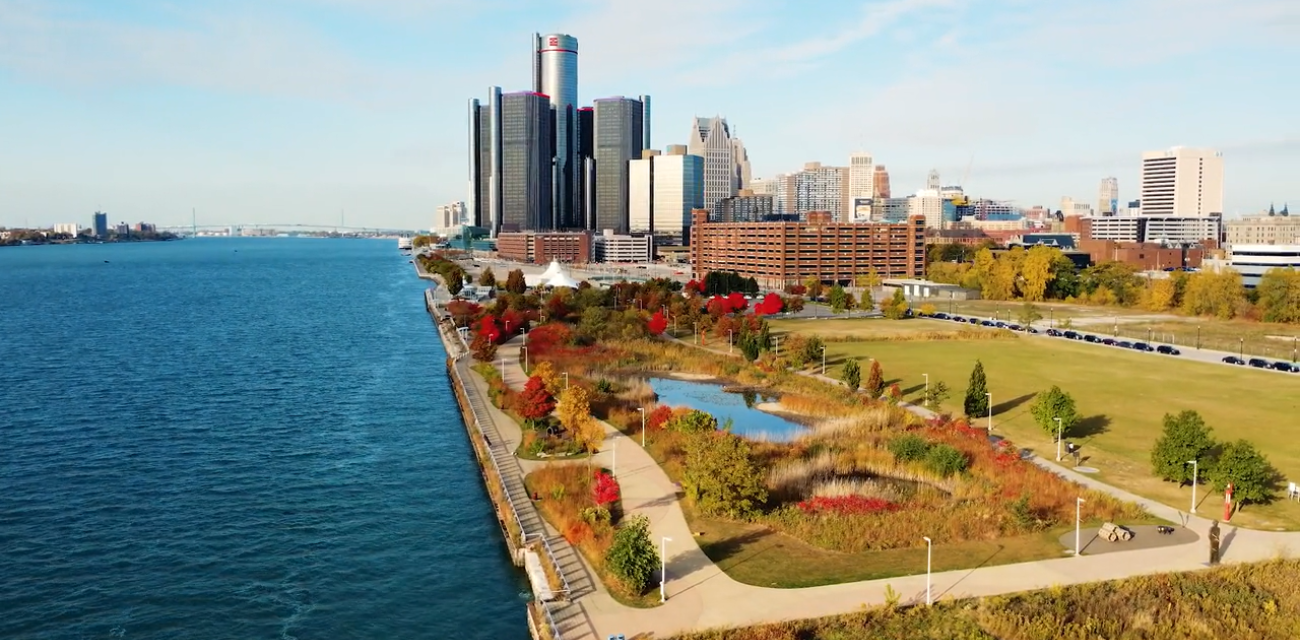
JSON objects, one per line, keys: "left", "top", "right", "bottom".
{"left": 0, "top": 237, "right": 183, "bottom": 248}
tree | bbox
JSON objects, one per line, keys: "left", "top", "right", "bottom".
{"left": 515, "top": 375, "right": 556, "bottom": 427}
{"left": 918, "top": 302, "right": 937, "bottom": 316}
{"left": 647, "top": 310, "right": 668, "bottom": 335}
{"left": 1149, "top": 410, "right": 1217, "bottom": 484}
{"left": 923, "top": 380, "right": 950, "bottom": 409}
{"left": 881, "top": 288, "right": 908, "bottom": 319}
{"left": 478, "top": 267, "right": 497, "bottom": 288}
{"left": 505, "top": 268, "right": 527, "bottom": 295}
{"left": 1018, "top": 245, "right": 1057, "bottom": 301}
{"left": 856, "top": 267, "right": 883, "bottom": 289}
{"left": 800, "top": 335, "right": 825, "bottom": 366}
{"left": 756, "top": 291, "right": 784, "bottom": 315}
{"left": 803, "top": 275, "right": 824, "bottom": 300}
{"left": 1256, "top": 267, "right": 1300, "bottom": 323}
{"left": 470, "top": 332, "right": 498, "bottom": 362}
{"left": 667, "top": 409, "right": 718, "bottom": 434}
{"left": 860, "top": 288, "right": 876, "bottom": 312}
{"left": 605, "top": 514, "right": 657, "bottom": 594}
{"left": 531, "top": 361, "right": 564, "bottom": 395}
{"left": 1017, "top": 302, "right": 1043, "bottom": 327}
{"left": 865, "top": 360, "right": 884, "bottom": 398}
{"left": 557, "top": 386, "right": 604, "bottom": 452}
{"left": 1208, "top": 440, "right": 1278, "bottom": 506}
{"left": 963, "top": 360, "right": 989, "bottom": 418}
{"left": 1181, "top": 270, "right": 1246, "bottom": 319}
{"left": 841, "top": 359, "right": 861, "bottom": 391}
{"left": 682, "top": 431, "right": 768, "bottom": 519}
{"left": 1142, "top": 277, "right": 1180, "bottom": 312}
{"left": 827, "top": 284, "right": 849, "bottom": 313}
{"left": 785, "top": 295, "right": 806, "bottom": 314}
{"left": 592, "top": 470, "right": 620, "bottom": 506}
{"left": 1028, "top": 385, "right": 1079, "bottom": 438}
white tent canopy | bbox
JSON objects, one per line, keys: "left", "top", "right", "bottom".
{"left": 540, "top": 260, "right": 564, "bottom": 280}
{"left": 546, "top": 271, "right": 581, "bottom": 289}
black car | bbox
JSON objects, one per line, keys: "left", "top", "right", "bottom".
{"left": 1268, "top": 361, "right": 1296, "bottom": 372}
{"left": 1063, "top": 330, "right": 1080, "bottom": 339}
{"left": 1025, "top": 327, "right": 1040, "bottom": 334}
{"left": 968, "top": 318, "right": 980, "bottom": 325}
{"left": 1222, "top": 356, "right": 1245, "bottom": 365}
{"left": 1046, "top": 329, "right": 1062, "bottom": 337}
{"left": 1156, "top": 345, "right": 1181, "bottom": 355}
{"left": 1084, "top": 335, "right": 1100, "bottom": 343}
{"left": 1117, "top": 341, "right": 1133, "bottom": 348}
{"left": 1131, "top": 342, "right": 1155, "bottom": 352}
{"left": 995, "top": 321, "right": 1007, "bottom": 328}
{"left": 934, "top": 313, "right": 949, "bottom": 320}
{"left": 1248, "top": 358, "right": 1270, "bottom": 369}
{"left": 980, "top": 320, "right": 995, "bottom": 327}
{"left": 1009, "top": 324, "right": 1022, "bottom": 331}
{"left": 1101, "top": 338, "right": 1117, "bottom": 346}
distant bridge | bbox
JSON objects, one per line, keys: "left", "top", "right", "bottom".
{"left": 156, "top": 223, "right": 422, "bottom": 235}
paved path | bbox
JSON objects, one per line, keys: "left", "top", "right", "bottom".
{"left": 479, "top": 332, "right": 1300, "bottom": 640}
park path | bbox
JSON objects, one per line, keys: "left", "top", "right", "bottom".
{"left": 482, "top": 333, "right": 1300, "bottom": 640}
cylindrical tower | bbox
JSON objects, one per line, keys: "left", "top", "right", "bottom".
{"left": 537, "top": 34, "right": 578, "bottom": 229}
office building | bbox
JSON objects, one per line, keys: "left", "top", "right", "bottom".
{"left": 731, "top": 138, "right": 751, "bottom": 190}
{"left": 591, "top": 96, "right": 645, "bottom": 234}
{"left": 909, "top": 190, "right": 944, "bottom": 229}
{"left": 496, "top": 230, "right": 593, "bottom": 264}
{"left": 93, "top": 211, "right": 109, "bottom": 237}
{"left": 793, "top": 162, "right": 850, "bottom": 221}
{"left": 876, "top": 197, "right": 912, "bottom": 223}
{"left": 578, "top": 107, "right": 595, "bottom": 229}
{"left": 687, "top": 116, "right": 744, "bottom": 212}
{"left": 849, "top": 152, "right": 875, "bottom": 202}
{"left": 53, "top": 223, "right": 81, "bottom": 236}
{"left": 1060, "top": 196, "right": 1093, "bottom": 218}
{"left": 691, "top": 210, "right": 925, "bottom": 289}
{"left": 495, "top": 91, "right": 554, "bottom": 233}
{"left": 1229, "top": 244, "right": 1300, "bottom": 287}
{"left": 1098, "top": 177, "right": 1119, "bottom": 215}
{"left": 926, "top": 169, "right": 940, "bottom": 191}
{"left": 1139, "top": 147, "right": 1224, "bottom": 217}
{"left": 467, "top": 87, "right": 503, "bottom": 232}
{"left": 531, "top": 33, "right": 580, "bottom": 229}
{"left": 1081, "top": 215, "right": 1220, "bottom": 245}
{"left": 437, "top": 201, "right": 467, "bottom": 232}
{"left": 1225, "top": 207, "right": 1299, "bottom": 245}
{"left": 873, "top": 165, "right": 891, "bottom": 199}
{"left": 714, "top": 190, "right": 776, "bottom": 223}
{"left": 1081, "top": 216, "right": 1142, "bottom": 242}
{"left": 133, "top": 222, "right": 156, "bottom": 233}
{"left": 1077, "top": 241, "right": 1205, "bottom": 271}
{"left": 593, "top": 229, "right": 653, "bottom": 263}
{"left": 628, "top": 148, "right": 704, "bottom": 242}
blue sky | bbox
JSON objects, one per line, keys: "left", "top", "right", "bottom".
{"left": 1, "top": 0, "right": 1297, "bottom": 230}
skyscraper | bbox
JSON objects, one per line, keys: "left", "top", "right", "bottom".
{"left": 849, "top": 152, "right": 875, "bottom": 202}
{"left": 578, "top": 107, "right": 595, "bottom": 229}
{"left": 873, "top": 165, "right": 891, "bottom": 199}
{"left": 731, "top": 137, "right": 751, "bottom": 191}
{"left": 499, "top": 91, "right": 554, "bottom": 232}
{"left": 687, "top": 117, "right": 741, "bottom": 212}
{"left": 926, "top": 169, "right": 941, "bottom": 191}
{"left": 593, "top": 96, "right": 645, "bottom": 234}
{"left": 92, "top": 211, "right": 109, "bottom": 237}
{"left": 794, "top": 162, "right": 850, "bottom": 221}
{"left": 533, "top": 34, "right": 579, "bottom": 229}
{"left": 629, "top": 147, "right": 704, "bottom": 241}
{"left": 1098, "top": 177, "right": 1119, "bottom": 216}
{"left": 1139, "top": 147, "right": 1224, "bottom": 217}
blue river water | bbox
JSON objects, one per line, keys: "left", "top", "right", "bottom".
{"left": 649, "top": 377, "right": 806, "bottom": 442}
{"left": 0, "top": 239, "right": 527, "bottom": 639}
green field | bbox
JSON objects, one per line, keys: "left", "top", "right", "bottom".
{"left": 771, "top": 317, "right": 1300, "bottom": 530}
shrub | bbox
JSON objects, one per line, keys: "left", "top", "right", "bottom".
{"left": 667, "top": 409, "right": 718, "bottom": 434}
{"left": 645, "top": 405, "right": 674, "bottom": 431}
{"left": 888, "top": 434, "right": 932, "bottom": 463}
{"left": 796, "top": 495, "right": 899, "bottom": 516}
{"left": 925, "top": 444, "right": 968, "bottom": 477}
{"left": 683, "top": 430, "right": 768, "bottom": 519}
{"left": 841, "top": 359, "right": 861, "bottom": 391}
{"left": 593, "top": 470, "right": 620, "bottom": 506}
{"left": 605, "top": 515, "right": 658, "bottom": 595}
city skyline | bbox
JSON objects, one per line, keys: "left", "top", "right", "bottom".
{"left": 1, "top": 0, "right": 1298, "bottom": 229}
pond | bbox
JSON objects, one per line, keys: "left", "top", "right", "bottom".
{"left": 648, "top": 377, "right": 808, "bottom": 442}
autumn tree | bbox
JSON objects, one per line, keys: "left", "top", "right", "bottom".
{"left": 1256, "top": 267, "right": 1300, "bottom": 324}
{"left": 1018, "top": 245, "right": 1057, "bottom": 301}
{"left": 557, "top": 386, "right": 604, "bottom": 452}
{"left": 531, "top": 360, "right": 564, "bottom": 395}
{"left": 919, "top": 302, "right": 937, "bottom": 316}
{"left": 478, "top": 267, "right": 497, "bottom": 288}
{"left": 881, "top": 288, "right": 908, "bottom": 319}
{"left": 1142, "top": 277, "right": 1180, "bottom": 312}
{"left": 841, "top": 359, "right": 861, "bottom": 391}
{"left": 1017, "top": 302, "right": 1043, "bottom": 327}
{"left": 515, "top": 375, "right": 556, "bottom": 428}
{"left": 682, "top": 430, "right": 768, "bottom": 519}
{"left": 470, "top": 332, "right": 498, "bottom": 362}
{"left": 800, "top": 335, "right": 825, "bottom": 366}
{"left": 592, "top": 470, "right": 620, "bottom": 506}
{"left": 1029, "top": 385, "right": 1079, "bottom": 438}
{"left": 785, "top": 295, "right": 806, "bottom": 314}
{"left": 963, "top": 360, "right": 989, "bottom": 418}
{"left": 803, "top": 275, "right": 824, "bottom": 300}
{"left": 1208, "top": 440, "right": 1279, "bottom": 507}
{"left": 505, "top": 268, "right": 527, "bottom": 295}
{"left": 860, "top": 288, "right": 876, "bottom": 311}
{"left": 647, "top": 310, "right": 668, "bottom": 335}
{"left": 605, "top": 514, "right": 657, "bottom": 594}
{"left": 1149, "top": 410, "right": 1217, "bottom": 484}
{"left": 1181, "top": 270, "right": 1246, "bottom": 319}
{"left": 865, "top": 360, "right": 885, "bottom": 398}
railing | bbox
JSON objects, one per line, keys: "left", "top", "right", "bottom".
{"left": 524, "top": 531, "right": 573, "bottom": 597}
{"left": 448, "top": 362, "right": 527, "bottom": 545}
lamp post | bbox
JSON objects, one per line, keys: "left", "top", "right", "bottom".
{"left": 985, "top": 392, "right": 993, "bottom": 434}
{"left": 773, "top": 336, "right": 780, "bottom": 358}
{"left": 1197, "top": 325, "right": 1202, "bottom": 350}
{"left": 1112, "top": 316, "right": 1118, "bottom": 337}
{"left": 1075, "top": 497, "right": 1085, "bottom": 556}
{"left": 1055, "top": 417, "right": 1064, "bottom": 461}
{"left": 1049, "top": 308, "right": 1054, "bottom": 329}
{"left": 521, "top": 346, "right": 528, "bottom": 373}
{"left": 612, "top": 437, "right": 617, "bottom": 478}
{"left": 821, "top": 346, "right": 827, "bottom": 376}
{"left": 638, "top": 407, "right": 646, "bottom": 447}
{"left": 562, "top": 372, "right": 569, "bottom": 389}
{"left": 923, "top": 536, "right": 933, "bottom": 605}
{"left": 728, "top": 329, "right": 733, "bottom": 355}
{"left": 694, "top": 321, "right": 699, "bottom": 345}
{"left": 499, "top": 355, "right": 506, "bottom": 382}
{"left": 1188, "top": 460, "right": 1199, "bottom": 514}
{"left": 1293, "top": 336, "right": 1297, "bottom": 363}
{"left": 923, "top": 373, "right": 930, "bottom": 406}
{"left": 1239, "top": 337, "right": 1244, "bottom": 360}
{"left": 660, "top": 536, "right": 673, "bottom": 603}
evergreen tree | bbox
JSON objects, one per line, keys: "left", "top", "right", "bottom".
{"left": 478, "top": 267, "right": 497, "bottom": 288}
{"left": 865, "top": 360, "right": 884, "bottom": 398}
{"left": 963, "top": 360, "right": 989, "bottom": 417}
{"left": 605, "top": 515, "right": 658, "bottom": 594}
{"left": 841, "top": 359, "right": 861, "bottom": 391}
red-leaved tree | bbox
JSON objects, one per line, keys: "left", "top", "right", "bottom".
{"left": 477, "top": 315, "right": 502, "bottom": 344}
{"left": 592, "top": 470, "right": 620, "bottom": 506}
{"left": 755, "top": 292, "right": 784, "bottom": 315}
{"left": 685, "top": 279, "right": 703, "bottom": 295}
{"left": 646, "top": 405, "right": 674, "bottom": 431}
{"left": 647, "top": 310, "right": 668, "bottom": 335}
{"left": 727, "top": 292, "right": 748, "bottom": 313}
{"left": 515, "top": 375, "right": 555, "bottom": 426}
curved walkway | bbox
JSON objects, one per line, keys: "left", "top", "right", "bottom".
{"left": 489, "top": 335, "right": 1300, "bottom": 640}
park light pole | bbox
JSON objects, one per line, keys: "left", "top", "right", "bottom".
{"left": 985, "top": 392, "right": 993, "bottom": 434}
{"left": 923, "top": 374, "right": 930, "bottom": 406}
{"left": 923, "top": 536, "right": 933, "bottom": 605}
{"left": 1055, "top": 417, "right": 1064, "bottom": 461}
{"left": 1049, "top": 308, "right": 1054, "bottom": 328}
{"left": 1112, "top": 316, "right": 1118, "bottom": 337}
{"left": 694, "top": 321, "right": 699, "bottom": 345}
{"left": 499, "top": 355, "right": 506, "bottom": 382}
{"left": 638, "top": 407, "right": 646, "bottom": 447}
{"left": 728, "top": 329, "right": 733, "bottom": 355}
{"left": 521, "top": 346, "right": 528, "bottom": 372}
{"left": 612, "top": 438, "right": 617, "bottom": 478}
{"left": 1188, "top": 460, "right": 1199, "bottom": 514}
{"left": 821, "top": 346, "right": 827, "bottom": 376}
{"left": 1239, "top": 337, "right": 1244, "bottom": 360}
{"left": 1197, "top": 325, "right": 1202, "bottom": 350}
{"left": 660, "top": 536, "right": 673, "bottom": 603}
{"left": 1075, "top": 497, "right": 1085, "bottom": 556}
{"left": 562, "top": 372, "right": 569, "bottom": 389}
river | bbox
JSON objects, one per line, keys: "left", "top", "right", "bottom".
{"left": 0, "top": 238, "right": 527, "bottom": 639}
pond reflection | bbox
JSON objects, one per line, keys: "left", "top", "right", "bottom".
{"left": 648, "top": 377, "right": 808, "bottom": 442}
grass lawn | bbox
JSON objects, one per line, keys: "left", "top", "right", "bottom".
{"left": 683, "top": 504, "right": 1096, "bottom": 588}
{"left": 768, "top": 316, "right": 993, "bottom": 340}
{"left": 771, "top": 318, "right": 1300, "bottom": 530}
{"left": 945, "top": 300, "right": 1154, "bottom": 323}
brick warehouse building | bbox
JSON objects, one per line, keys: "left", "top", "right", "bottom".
{"left": 689, "top": 210, "right": 926, "bottom": 288}
{"left": 496, "top": 231, "right": 593, "bottom": 264}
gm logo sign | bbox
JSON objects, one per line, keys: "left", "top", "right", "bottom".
{"left": 548, "top": 36, "right": 559, "bottom": 47}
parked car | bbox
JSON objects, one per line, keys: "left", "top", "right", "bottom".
{"left": 1046, "top": 329, "right": 1062, "bottom": 337}
{"left": 1131, "top": 342, "right": 1155, "bottom": 352}
{"left": 1117, "top": 341, "right": 1133, "bottom": 348}
{"left": 934, "top": 313, "right": 949, "bottom": 320}
{"left": 1101, "top": 338, "right": 1117, "bottom": 346}
{"left": 980, "top": 320, "right": 995, "bottom": 327}
{"left": 1268, "top": 361, "right": 1296, "bottom": 372}
{"left": 1008, "top": 324, "right": 1022, "bottom": 331}
{"left": 1025, "top": 327, "right": 1040, "bottom": 334}
{"left": 1222, "top": 356, "right": 1245, "bottom": 365}
{"left": 1248, "top": 358, "right": 1270, "bottom": 369}
{"left": 1084, "top": 334, "right": 1100, "bottom": 343}
{"left": 968, "top": 318, "right": 980, "bottom": 325}
{"left": 1156, "top": 345, "right": 1181, "bottom": 355}
{"left": 1063, "top": 330, "right": 1079, "bottom": 339}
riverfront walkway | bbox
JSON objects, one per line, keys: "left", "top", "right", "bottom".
{"left": 482, "top": 332, "right": 1300, "bottom": 640}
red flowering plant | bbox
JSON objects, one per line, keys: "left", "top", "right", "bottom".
{"left": 645, "top": 405, "right": 674, "bottom": 431}
{"left": 647, "top": 310, "right": 668, "bottom": 335}
{"left": 477, "top": 314, "right": 502, "bottom": 344}
{"left": 797, "top": 495, "right": 900, "bottom": 516}
{"left": 754, "top": 292, "right": 784, "bottom": 316}
{"left": 592, "top": 470, "right": 620, "bottom": 507}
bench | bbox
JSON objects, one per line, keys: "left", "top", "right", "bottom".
{"left": 1099, "top": 522, "right": 1133, "bottom": 542}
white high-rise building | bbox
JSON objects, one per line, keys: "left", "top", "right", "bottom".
{"left": 437, "top": 201, "right": 467, "bottom": 232}
{"left": 1098, "top": 177, "right": 1119, "bottom": 215}
{"left": 909, "top": 189, "right": 944, "bottom": 229}
{"left": 687, "top": 116, "right": 743, "bottom": 212}
{"left": 53, "top": 223, "right": 82, "bottom": 236}
{"left": 849, "top": 152, "right": 875, "bottom": 201}
{"left": 926, "top": 169, "right": 941, "bottom": 191}
{"left": 1139, "top": 147, "right": 1224, "bottom": 217}
{"left": 628, "top": 148, "right": 704, "bottom": 241}
{"left": 793, "top": 162, "right": 849, "bottom": 221}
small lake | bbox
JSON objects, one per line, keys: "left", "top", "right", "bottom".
{"left": 648, "top": 377, "right": 808, "bottom": 442}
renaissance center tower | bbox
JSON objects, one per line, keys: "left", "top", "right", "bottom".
{"left": 533, "top": 33, "right": 579, "bottom": 229}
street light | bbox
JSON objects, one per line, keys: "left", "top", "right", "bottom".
{"left": 923, "top": 373, "right": 930, "bottom": 406}
{"left": 1239, "top": 337, "right": 1244, "bottom": 360}
{"left": 923, "top": 536, "right": 933, "bottom": 606}
{"left": 638, "top": 407, "right": 646, "bottom": 447}
{"left": 1188, "top": 460, "right": 1199, "bottom": 514}
{"left": 499, "top": 355, "right": 506, "bottom": 382}
{"left": 612, "top": 437, "right": 617, "bottom": 478}
{"left": 521, "top": 346, "right": 528, "bottom": 372}
{"left": 1197, "top": 325, "right": 1202, "bottom": 350}
{"left": 821, "top": 346, "right": 827, "bottom": 376}
{"left": 660, "top": 536, "right": 673, "bottom": 603}
{"left": 1075, "top": 497, "right": 1085, "bottom": 556}
{"left": 694, "top": 321, "right": 699, "bottom": 345}
{"left": 562, "top": 372, "right": 569, "bottom": 389}
{"left": 773, "top": 335, "right": 780, "bottom": 358}
{"left": 728, "top": 329, "right": 734, "bottom": 355}
{"left": 985, "top": 392, "right": 993, "bottom": 434}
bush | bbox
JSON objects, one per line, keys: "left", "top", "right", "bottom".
{"left": 605, "top": 515, "right": 658, "bottom": 595}
{"left": 924, "top": 444, "right": 968, "bottom": 477}
{"left": 888, "top": 434, "right": 932, "bottom": 462}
